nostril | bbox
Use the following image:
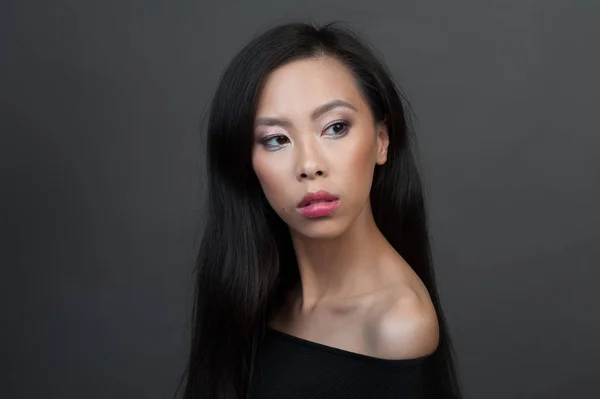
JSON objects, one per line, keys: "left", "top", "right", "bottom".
{"left": 300, "top": 170, "right": 323, "bottom": 179}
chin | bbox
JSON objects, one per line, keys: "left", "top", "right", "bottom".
{"left": 290, "top": 218, "right": 350, "bottom": 240}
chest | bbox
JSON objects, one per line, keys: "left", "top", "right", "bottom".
{"left": 268, "top": 296, "right": 389, "bottom": 358}
{"left": 252, "top": 328, "right": 432, "bottom": 399}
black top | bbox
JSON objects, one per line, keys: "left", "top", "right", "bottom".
{"left": 251, "top": 327, "right": 435, "bottom": 399}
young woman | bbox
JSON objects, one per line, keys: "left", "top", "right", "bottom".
{"left": 181, "top": 22, "right": 462, "bottom": 399}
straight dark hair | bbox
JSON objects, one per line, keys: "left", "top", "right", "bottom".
{"left": 181, "top": 22, "right": 462, "bottom": 399}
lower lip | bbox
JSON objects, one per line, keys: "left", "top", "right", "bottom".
{"left": 297, "top": 200, "right": 340, "bottom": 218}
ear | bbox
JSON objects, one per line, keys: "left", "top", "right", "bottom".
{"left": 375, "top": 122, "right": 389, "bottom": 166}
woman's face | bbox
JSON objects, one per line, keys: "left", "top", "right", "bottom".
{"left": 252, "top": 56, "right": 389, "bottom": 239}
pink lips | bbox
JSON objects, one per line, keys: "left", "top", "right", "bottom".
{"left": 296, "top": 190, "right": 340, "bottom": 218}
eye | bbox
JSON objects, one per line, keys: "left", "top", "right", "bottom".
{"left": 261, "top": 135, "right": 290, "bottom": 151}
{"left": 323, "top": 121, "right": 350, "bottom": 138}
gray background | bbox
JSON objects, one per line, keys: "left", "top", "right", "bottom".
{"left": 3, "top": 0, "right": 599, "bottom": 398}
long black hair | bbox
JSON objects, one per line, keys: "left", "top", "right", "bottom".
{"left": 181, "top": 22, "right": 462, "bottom": 399}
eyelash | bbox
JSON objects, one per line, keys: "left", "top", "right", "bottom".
{"left": 260, "top": 120, "right": 351, "bottom": 151}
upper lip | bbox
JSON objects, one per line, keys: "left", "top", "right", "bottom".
{"left": 297, "top": 190, "right": 339, "bottom": 208}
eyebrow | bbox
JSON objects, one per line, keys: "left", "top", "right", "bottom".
{"left": 254, "top": 99, "right": 357, "bottom": 128}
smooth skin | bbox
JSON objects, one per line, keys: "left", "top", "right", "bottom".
{"left": 252, "top": 55, "right": 439, "bottom": 360}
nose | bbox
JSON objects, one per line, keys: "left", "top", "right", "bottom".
{"left": 296, "top": 139, "right": 328, "bottom": 180}
{"left": 299, "top": 168, "right": 324, "bottom": 180}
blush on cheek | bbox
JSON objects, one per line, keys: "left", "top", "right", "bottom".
{"left": 337, "top": 134, "right": 378, "bottom": 201}
{"left": 346, "top": 139, "right": 376, "bottom": 172}
{"left": 252, "top": 157, "right": 291, "bottom": 215}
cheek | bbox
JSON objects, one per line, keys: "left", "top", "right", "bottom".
{"left": 252, "top": 154, "right": 291, "bottom": 211}
{"left": 333, "top": 134, "right": 377, "bottom": 188}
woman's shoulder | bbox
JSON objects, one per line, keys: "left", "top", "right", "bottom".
{"left": 366, "top": 278, "right": 440, "bottom": 360}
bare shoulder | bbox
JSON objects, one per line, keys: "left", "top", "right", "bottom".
{"left": 368, "top": 283, "right": 440, "bottom": 360}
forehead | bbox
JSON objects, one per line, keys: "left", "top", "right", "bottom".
{"left": 255, "top": 56, "right": 367, "bottom": 117}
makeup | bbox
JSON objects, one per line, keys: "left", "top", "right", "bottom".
{"left": 297, "top": 190, "right": 340, "bottom": 218}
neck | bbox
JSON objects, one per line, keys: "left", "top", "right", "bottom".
{"left": 289, "top": 202, "right": 402, "bottom": 313}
